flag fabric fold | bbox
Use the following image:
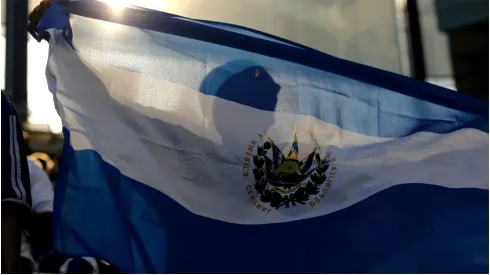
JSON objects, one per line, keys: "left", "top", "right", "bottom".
{"left": 32, "top": 1, "right": 488, "bottom": 273}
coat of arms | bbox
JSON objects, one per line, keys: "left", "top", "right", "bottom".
{"left": 252, "top": 133, "right": 334, "bottom": 209}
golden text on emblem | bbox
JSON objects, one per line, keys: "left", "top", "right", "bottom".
{"left": 242, "top": 140, "right": 257, "bottom": 177}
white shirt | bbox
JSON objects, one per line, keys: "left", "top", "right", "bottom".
{"left": 27, "top": 159, "right": 54, "bottom": 213}
{"left": 21, "top": 160, "right": 55, "bottom": 265}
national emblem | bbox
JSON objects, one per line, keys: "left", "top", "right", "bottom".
{"left": 250, "top": 132, "right": 335, "bottom": 209}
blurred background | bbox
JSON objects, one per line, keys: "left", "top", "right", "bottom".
{"left": 0, "top": 0, "right": 488, "bottom": 177}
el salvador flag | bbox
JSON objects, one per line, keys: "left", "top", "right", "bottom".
{"left": 31, "top": 0, "right": 488, "bottom": 273}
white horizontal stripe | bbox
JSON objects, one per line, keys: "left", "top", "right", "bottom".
{"left": 47, "top": 27, "right": 489, "bottom": 225}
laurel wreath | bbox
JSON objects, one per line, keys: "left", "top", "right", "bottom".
{"left": 253, "top": 141, "right": 331, "bottom": 209}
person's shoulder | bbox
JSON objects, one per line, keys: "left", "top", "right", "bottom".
{"left": 2, "top": 91, "right": 12, "bottom": 105}
{"left": 1, "top": 91, "right": 17, "bottom": 116}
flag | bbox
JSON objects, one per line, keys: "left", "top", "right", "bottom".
{"left": 32, "top": 1, "right": 488, "bottom": 273}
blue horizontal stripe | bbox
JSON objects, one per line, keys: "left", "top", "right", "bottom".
{"left": 53, "top": 129, "right": 489, "bottom": 273}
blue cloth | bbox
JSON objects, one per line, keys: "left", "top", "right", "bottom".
{"left": 32, "top": 1, "right": 488, "bottom": 273}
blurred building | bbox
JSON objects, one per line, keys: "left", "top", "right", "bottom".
{"left": 435, "top": 0, "right": 489, "bottom": 100}
{"left": 0, "top": 0, "right": 487, "bottom": 154}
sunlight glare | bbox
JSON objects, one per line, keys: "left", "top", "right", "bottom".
{"left": 101, "top": 0, "right": 172, "bottom": 14}
{"left": 101, "top": 0, "right": 132, "bottom": 15}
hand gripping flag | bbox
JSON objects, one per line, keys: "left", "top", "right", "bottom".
{"left": 30, "top": 1, "right": 488, "bottom": 273}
